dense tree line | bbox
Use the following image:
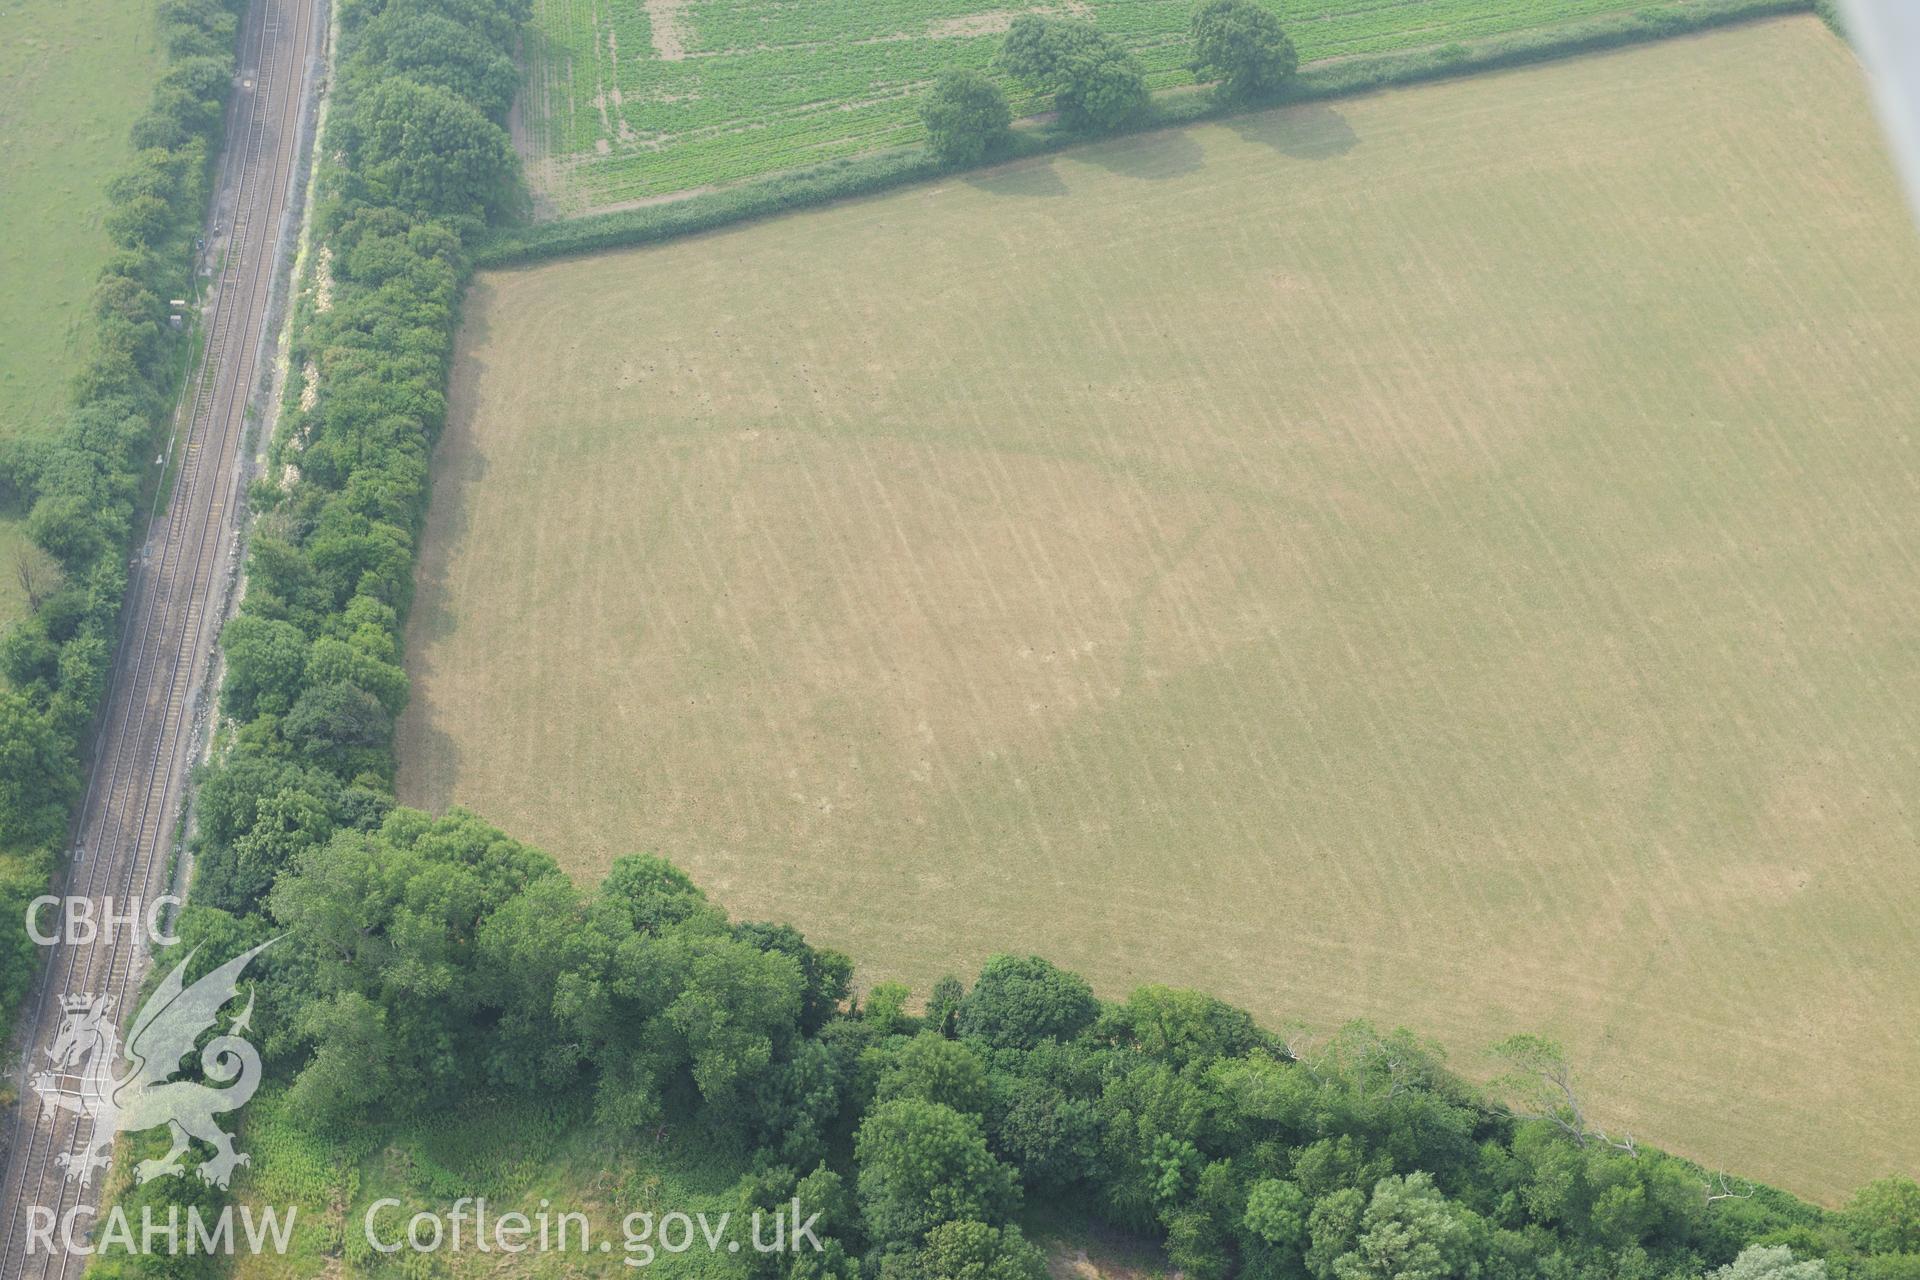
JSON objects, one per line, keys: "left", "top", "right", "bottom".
{"left": 181, "top": 0, "right": 529, "bottom": 934}
{"left": 0, "top": 0, "right": 249, "bottom": 1026}
{"left": 162, "top": 805, "right": 1920, "bottom": 1280}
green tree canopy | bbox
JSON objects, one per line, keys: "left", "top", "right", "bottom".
{"left": 349, "top": 9, "right": 519, "bottom": 120}
{"left": 956, "top": 954, "right": 1097, "bottom": 1049}
{"left": 220, "top": 615, "right": 311, "bottom": 719}
{"left": 1332, "top": 1173, "right": 1483, "bottom": 1280}
{"left": 1104, "top": 984, "right": 1272, "bottom": 1068}
{"left": 281, "top": 679, "right": 392, "bottom": 769}
{"left": 734, "top": 920, "right": 854, "bottom": 1033}
{"left": 339, "top": 77, "right": 520, "bottom": 223}
{"left": 1849, "top": 1177, "right": 1920, "bottom": 1256}
{"left": 856, "top": 1098, "right": 1020, "bottom": 1250}
{"left": 878, "top": 1031, "right": 991, "bottom": 1115}
{"left": 1708, "top": 1245, "right": 1828, "bottom": 1279}
{"left": 1245, "top": 1177, "right": 1310, "bottom": 1249}
{"left": 996, "top": 17, "right": 1147, "bottom": 133}
{"left": 1189, "top": 0, "right": 1298, "bottom": 101}
{"left": 662, "top": 931, "right": 806, "bottom": 1108}
{"left": 0, "top": 689, "right": 77, "bottom": 847}
{"left": 920, "top": 69, "right": 1013, "bottom": 166}
{"left": 889, "top": 1220, "right": 1049, "bottom": 1280}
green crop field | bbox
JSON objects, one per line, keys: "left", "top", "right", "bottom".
{"left": 0, "top": 0, "right": 167, "bottom": 623}
{"left": 402, "top": 18, "right": 1920, "bottom": 1203}
{"left": 521, "top": 0, "right": 1719, "bottom": 213}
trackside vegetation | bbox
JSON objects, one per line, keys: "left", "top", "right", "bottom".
{"left": 52, "top": 2, "right": 1911, "bottom": 1277}
{"left": 0, "top": 0, "right": 250, "bottom": 1033}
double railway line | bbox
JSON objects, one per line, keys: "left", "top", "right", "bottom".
{"left": 0, "top": 0, "right": 322, "bottom": 1270}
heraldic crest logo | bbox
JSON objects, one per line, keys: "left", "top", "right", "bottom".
{"left": 31, "top": 939, "right": 275, "bottom": 1190}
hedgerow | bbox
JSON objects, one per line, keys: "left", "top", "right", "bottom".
{"left": 530, "top": 0, "right": 1818, "bottom": 208}
{"left": 477, "top": 0, "right": 1815, "bottom": 268}
{"left": 0, "top": 0, "right": 249, "bottom": 1032}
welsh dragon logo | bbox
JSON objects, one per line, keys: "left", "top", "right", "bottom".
{"left": 32, "top": 940, "right": 274, "bottom": 1189}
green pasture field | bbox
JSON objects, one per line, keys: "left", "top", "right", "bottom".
{"left": 522, "top": 0, "right": 1733, "bottom": 213}
{"left": 0, "top": 0, "right": 167, "bottom": 621}
{"left": 401, "top": 18, "right": 1920, "bottom": 1202}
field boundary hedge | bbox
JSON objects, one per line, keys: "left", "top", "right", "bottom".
{"left": 474, "top": 0, "right": 1817, "bottom": 269}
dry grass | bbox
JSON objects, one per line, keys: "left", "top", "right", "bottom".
{"left": 401, "top": 18, "right": 1920, "bottom": 1203}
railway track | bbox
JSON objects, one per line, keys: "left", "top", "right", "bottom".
{"left": 0, "top": 0, "right": 322, "bottom": 1269}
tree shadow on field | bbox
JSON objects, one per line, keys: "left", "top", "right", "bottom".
{"left": 392, "top": 471, "right": 473, "bottom": 815}
{"left": 394, "top": 708, "right": 463, "bottom": 815}
{"left": 1229, "top": 103, "right": 1358, "bottom": 160}
{"left": 1081, "top": 127, "right": 1207, "bottom": 181}
{"left": 966, "top": 159, "right": 1070, "bottom": 198}
{"left": 406, "top": 518, "right": 470, "bottom": 648}
{"left": 409, "top": 299, "right": 493, "bottom": 652}
{"left": 408, "top": 434, "right": 486, "bottom": 648}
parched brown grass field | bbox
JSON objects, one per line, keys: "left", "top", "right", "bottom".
{"left": 400, "top": 17, "right": 1920, "bottom": 1202}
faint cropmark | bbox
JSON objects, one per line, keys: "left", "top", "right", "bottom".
{"left": 32, "top": 940, "right": 276, "bottom": 1190}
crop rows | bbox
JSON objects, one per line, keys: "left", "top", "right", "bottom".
{"left": 526, "top": 0, "right": 1683, "bottom": 217}
{"left": 417, "top": 20, "right": 1920, "bottom": 1203}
